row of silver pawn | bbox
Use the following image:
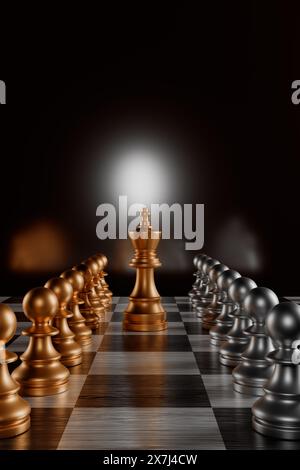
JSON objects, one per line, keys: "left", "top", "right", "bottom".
{"left": 189, "top": 253, "right": 300, "bottom": 441}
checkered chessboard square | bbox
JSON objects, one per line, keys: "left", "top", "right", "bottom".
{"left": 1, "top": 296, "right": 300, "bottom": 450}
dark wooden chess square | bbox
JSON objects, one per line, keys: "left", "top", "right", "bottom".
{"left": 194, "top": 352, "right": 232, "bottom": 375}
{"left": 99, "top": 334, "right": 192, "bottom": 352}
{"left": 184, "top": 322, "right": 210, "bottom": 335}
{"left": 76, "top": 374, "right": 210, "bottom": 407}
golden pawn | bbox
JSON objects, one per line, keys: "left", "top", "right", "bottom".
{"left": 90, "top": 256, "right": 111, "bottom": 309}
{"left": 75, "top": 263, "right": 101, "bottom": 329}
{"left": 95, "top": 253, "right": 113, "bottom": 302}
{"left": 45, "top": 278, "right": 82, "bottom": 367}
{"left": 84, "top": 258, "right": 107, "bottom": 314}
{"left": 61, "top": 270, "right": 92, "bottom": 346}
{"left": 0, "top": 305, "right": 31, "bottom": 438}
{"left": 12, "top": 287, "right": 70, "bottom": 396}
{"left": 123, "top": 208, "right": 167, "bottom": 332}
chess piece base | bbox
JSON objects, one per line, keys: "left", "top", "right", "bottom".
{"left": 252, "top": 364, "right": 300, "bottom": 440}
{"left": 193, "top": 297, "right": 212, "bottom": 308}
{"left": 68, "top": 320, "right": 92, "bottom": 345}
{"left": 75, "top": 335, "right": 92, "bottom": 346}
{"left": 12, "top": 338, "right": 70, "bottom": 396}
{"left": 233, "top": 381, "right": 265, "bottom": 396}
{"left": 80, "top": 310, "right": 100, "bottom": 330}
{"left": 59, "top": 352, "right": 82, "bottom": 367}
{"left": 232, "top": 340, "right": 274, "bottom": 396}
{"left": 18, "top": 379, "right": 69, "bottom": 397}
{"left": 53, "top": 349, "right": 82, "bottom": 367}
{"left": 85, "top": 322, "right": 100, "bottom": 330}
{"left": 0, "top": 415, "right": 31, "bottom": 439}
{"left": 219, "top": 353, "right": 241, "bottom": 367}
{"left": 210, "top": 337, "right": 225, "bottom": 347}
{"left": 202, "top": 304, "right": 223, "bottom": 329}
{"left": 103, "top": 293, "right": 112, "bottom": 306}
{"left": 253, "top": 416, "right": 300, "bottom": 440}
{"left": 0, "top": 361, "right": 32, "bottom": 438}
{"left": 220, "top": 317, "right": 251, "bottom": 368}
{"left": 210, "top": 323, "right": 233, "bottom": 346}
{"left": 100, "top": 298, "right": 110, "bottom": 309}
{"left": 196, "top": 302, "right": 212, "bottom": 318}
{"left": 52, "top": 334, "right": 82, "bottom": 367}
{"left": 220, "top": 345, "right": 249, "bottom": 367}
{"left": 123, "top": 304, "right": 167, "bottom": 332}
{"left": 123, "top": 319, "right": 167, "bottom": 332}
{"left": 202, "top": 314, "right": 217, "bottom": 330}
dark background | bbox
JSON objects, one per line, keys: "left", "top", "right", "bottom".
{"left": 0, "top": 2, "right": 299, "bottom": 296}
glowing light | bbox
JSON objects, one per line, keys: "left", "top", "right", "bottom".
{"left": 9, "top": 221, "right": 69, "bottom": 273}
{"left": 103, "top": 146, "right": 173, "bottom": 205}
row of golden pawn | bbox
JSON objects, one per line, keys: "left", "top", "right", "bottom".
{"left": 0, "top": 253, "right": 112, "bottom": 439}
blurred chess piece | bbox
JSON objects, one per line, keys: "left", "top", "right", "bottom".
{"left": 191, "top": 256, "right": 213, "bottom": 305}
{"left": 45, "top": 277, "right": 82, "bottom": 367}
{"left": 193, "top": 258, "right": 220, "bottom": 313}
{"left": 75, "top": 263, "right": 101, "bottom": 328}
{"left": 0, "top": 304, "right": 31, "bottom": 438}
{"left": 90, "top": 256, "right": 111, "bottom": 309}
{"left": 73, "top": 262, "right": 101, "bottom": 329}
{"left": 12, "top": 287, "right": 70, "bottom": 396}
{"left": 123, "top": 208, "right": 167, "bottom": 332}
{"left": 95, "top": 253, "right": 113, "bottom": 302}
{"left": 202, "top": 263, "right": 229, "bottom": 329}
{"left": 84, "top": 258, "right": 107, "bottom": 317}
{"left": 61, "top": 270, "right": 92, "bottom": 345}
{"left": 209, "top": 269, "right": 241, "bottom": 346}
{"left": 188, "top": 254, "right": 208, "bottom": 301}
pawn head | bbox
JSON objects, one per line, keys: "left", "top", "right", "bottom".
{"left": 23, "top": 287, "right": 58, "bottom": 324}
{"left": 217, "top": 269, "right": 241, "bottom": 292}
{"left": 196, "top": 255, "right": 208, "bottom": 271}
{"left": 75, "top": 263, "right": 93, "bottom": 284}
{"left": 92, "top": 255, "right": 104, "bottom": 272}
{"left": 209, "top": 263, "right": 229, "bottom": 283}
{"left": 0, "top": 304, "right": 17, "bottom": 345}
{"left": 96, "top": 253, "right": 108, "bottom": 268}
{"left": 61, "top": 269, "right": 84, "bottom": 294}
{"left": 193, "top": 253, "right": 204, "bottom": 269}
{"left": 84, "top": 258, "right": 99, "bottom": 276}
{"left": 244, "top": 287, "right": 279, "bottom": 323}
{"left": 228, "top": 277, "right": 257, "bottom": 304}
{"left": 267, "top": 301, "right": 300, "bottom": 348}
{"left": 202, "top": 258, "right": 219, "bottom": 275}
{"left": 45, "top": 277, "right": 73, "bottom": 306}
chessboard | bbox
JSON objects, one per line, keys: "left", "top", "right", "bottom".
{"left": 1, "top": 295, "right": 300, "bottom": 451}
